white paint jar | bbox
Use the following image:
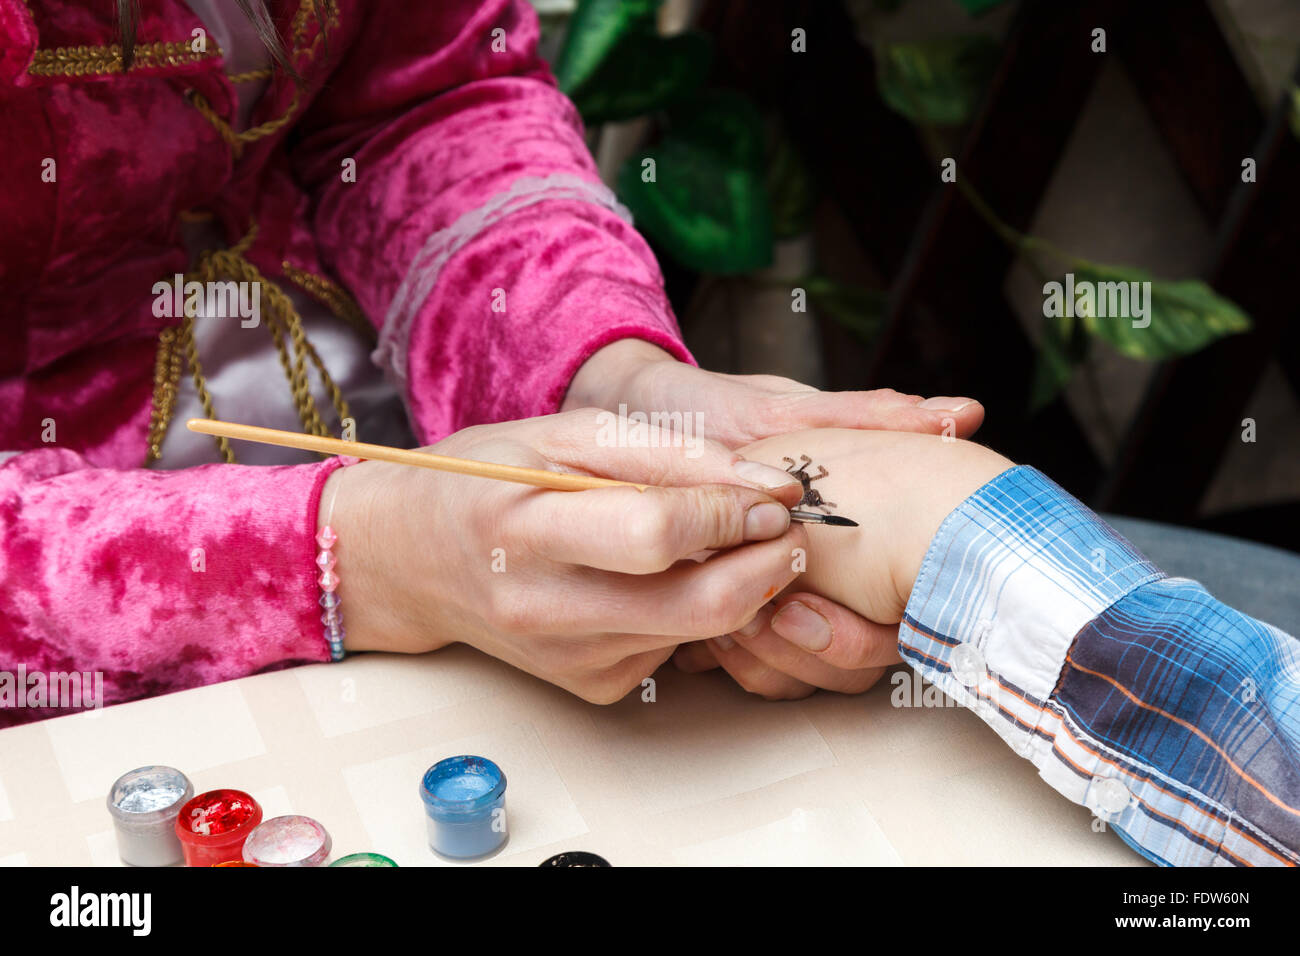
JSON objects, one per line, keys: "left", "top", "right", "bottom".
{"left": 106, "top": 765, "right": 194, "bottom": 867}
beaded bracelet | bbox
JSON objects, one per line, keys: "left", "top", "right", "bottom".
{"left": 316, "top": 524, "right": 344, "bottom": 662}
{"left": 316, "top": 461, "right": 353, "bottom": 662}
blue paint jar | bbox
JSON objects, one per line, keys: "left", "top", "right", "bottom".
{"left": 419, "top": 755, "right": 508, "bottom": 860}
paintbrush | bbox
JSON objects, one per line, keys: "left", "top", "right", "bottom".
{"left": 185, "top": 419, "right": 858, "bottom": 527}
{"left": 788, "top": 510, "right": 859, "bottom": 527}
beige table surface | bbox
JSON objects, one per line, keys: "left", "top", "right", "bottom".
{"left": 0, "top": 646, "right": 1143, "bottom": 866}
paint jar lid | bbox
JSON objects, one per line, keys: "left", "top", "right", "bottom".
{"left": 540, "top": 851, "right": 611, "bottom": 867}
{"left": 106, "top": 766, "right": 194, "bottom": 829}
{"left": 242, "top": 815, "right": 332, "bottom": 867}
{"left": 174, "top": 789, "right": 263, "bottom": 848}
{"left": 329, "top": 852, "right": 399, "bottom": 867}
{"left": 420, "top": 755, "right": 506, "bottom": 818}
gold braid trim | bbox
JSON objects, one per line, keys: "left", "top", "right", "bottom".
{"left": 292, "top": 0, "right": 340, "bottom": 55}
{"left": 226, "top": 68, "right": 274, "bottom": 84}
{"left": 187, "top": 1, "right": 338, "bottom": 157}
{"left": 187, "top": 85, "right": 301, "bottom": 158}
{"left": 28, "top": 40, "right": 221, "bottom": 78}
{"left": 181, "top": 312, "right": 234, "bottom": 464}
{"left": 145, "top": 327, "right": 185, "bottom": 463}
{"left": 281, "top": 262, "right": 375, "bottom": 344}
{"left": 145, "top": 222, "right": 352, "bottom": 465}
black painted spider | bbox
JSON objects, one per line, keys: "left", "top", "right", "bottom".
{"left": 782, "top": 455, "right": 836, "bottom": 514}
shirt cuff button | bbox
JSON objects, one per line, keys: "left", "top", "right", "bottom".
{"left": 950, "top": 642, "right": 986, "bottom": 688}
{"left": 1090, "top": 776, "right": 1132, "bottom": 815}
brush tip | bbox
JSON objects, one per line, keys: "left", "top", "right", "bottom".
{"left": 789, "top": 510, "right": 859, "bottom": 527}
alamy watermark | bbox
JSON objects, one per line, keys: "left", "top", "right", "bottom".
{"left": 890, "top": 668, "right": 962, "bottom": 708}
{"left": 152, "top": 273, "right": 260, "bottom": 328}
{"left": 1043, "top": 273, "right": 1151, "bottom": 328}
{"left": 0, "top": 666, "right": 104, "bottom": 711}
{"left": 596, "top": 403, "right": 706, "bottom": 459}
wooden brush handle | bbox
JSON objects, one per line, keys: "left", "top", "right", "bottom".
{"left": 185, "top": 419, "right": 651, "bottom": 493}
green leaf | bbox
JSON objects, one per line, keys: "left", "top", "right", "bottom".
{"left": 553, "top": 0, "right": 659, "bottom": 94}
{"left": 568, "top": 31, "right": 711, "bottom": 123}
{"left": 1030, "top": 311, "right": 1087, "bottom": 410}
{"left": 667, "top": 89, "right": 767, "bottom": 171}
{"left": 802, "top": 276, "right": 887, "bottom": 345}
{"left": 876, "top": 35, "right": 1000, "bottom": 126}
{"left": 955, "top": 0, "right": 1008, "bottom": 15}
{"left": 1058, "top": 266, "right": 1252, "bottom": 360}
{"left": 766, "top": 125, "right": 817, "bottom": 239}
{"left": 1289, "top": 83, "right": 1300, "bottom": 141}
{"left": 617, "top": 137, "right": 772, "bottom": 273}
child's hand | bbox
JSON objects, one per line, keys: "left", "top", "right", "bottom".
{"left": 675, "top": 429, "right": 1013, "bottom": 700}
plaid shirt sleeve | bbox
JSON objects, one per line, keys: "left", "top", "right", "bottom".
{"left": 900, "top": 465, "right": 1300, "bottom": 866}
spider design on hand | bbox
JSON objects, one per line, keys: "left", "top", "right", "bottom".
{"left": 782, "top": 455, "right": 837, "bottom": 514}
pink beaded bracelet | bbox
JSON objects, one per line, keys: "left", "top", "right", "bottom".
{"left": 316, "top": 523, "right": 344, "bottom": 661}
{"left": 316, "top": 458, "right": 356, "bottom": 662}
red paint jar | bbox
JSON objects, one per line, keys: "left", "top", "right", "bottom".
{"left": 174, "top": 789, "right": 263, "bottom": 867}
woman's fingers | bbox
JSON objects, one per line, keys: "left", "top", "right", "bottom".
{"left": 521, "top": 406, "right": 805, "bottom": 505}
{"left": 766, "top": 593, "right": 903, "bottom": 671}
{"left": 706, "top": 637, "right": 817, "bottom": 700}
{"left": 551, "top": 526, "right": 807, "bottom": 638}
{"left": 766, "top": 387, "right": 984, "bottom": 440}
{"left": 521, "top": 482, "right": 796, "bottom": 574}
{"left": 672, "top": 640, "right": 720, "bottom": 673}
{"left": 590, "top": 645, "right": 679, "bottom": 704}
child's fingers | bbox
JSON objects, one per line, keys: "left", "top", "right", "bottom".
{"left": 729, "top": 603, "right": 887, "bottom": 695}
{"left": 767, "top": 593, "right": 903, "bottom": 671}
{"left": 707, "top": 637, "right": 816, "bottom": 701}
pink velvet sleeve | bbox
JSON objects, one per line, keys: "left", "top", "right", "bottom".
{"left": 0, "top": 449, "right": 341, "bottom": 727}
{"left": 293, "top": 0, "right": 696, "bottom": 445}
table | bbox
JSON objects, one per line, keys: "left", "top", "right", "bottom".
{"left": 0, "top": 647, "right": 1143, "bottom": 866}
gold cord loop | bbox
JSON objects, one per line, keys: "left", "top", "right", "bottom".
{"left": 145, "top": 221, "right": 353, "bottom": 465}
{"left": 187, "top": 85, "right": 302, "bottom": 159}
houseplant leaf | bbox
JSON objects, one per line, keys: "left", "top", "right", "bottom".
{"left": 617, "top": 137, "right": 772, "bottom": 273}
{"left": 667, "top": 88, "right": 767, "bottom": 171}
{"left": 956, "top": 0, "right": 1008, "bottom": 15}
{"left": 803, "top": 276, "right": 886, "bottom": 346}
{"left": 553, "top": 0, "right": 659, "bottom": 94}
{"left": 568, "top": 31, "right": 711, "bottom": 123}
{"left": 876, "top": 35, "right": 999, "bottom": 126}
{"left": 1064, "top": 265, "right": 1252, "bottom": 360}
{"left": 766, "top": 125, "right": 817, "bottom": 239}
{"left": 1030, "top": 311, "right": 1089, "bottom": 409}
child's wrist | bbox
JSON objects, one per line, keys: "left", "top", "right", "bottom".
{"left": 890, "top": 441, "right": 1015, "bottom": 606}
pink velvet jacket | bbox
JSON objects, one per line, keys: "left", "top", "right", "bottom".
{"left": 0, "top": 0, "right": 692, "bottom": 725}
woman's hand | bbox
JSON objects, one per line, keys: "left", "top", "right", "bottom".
{"left": 562, "top": 339, "right": 990, "bottom": 700}
{"left": 562, "top": 339, "right": 985, "bottom": 447}
{"left": 322, "top": 408, "right": 812, "bottom": 704}
{"left": 674, "top": 430, "right": 1013, "bottom": 700}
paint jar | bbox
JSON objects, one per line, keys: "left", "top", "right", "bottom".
{"left": 540, "top": 851, "right": 611, "bottom": 867}
{"left": 329, "top": 852, "right": 398, "bottom": 867}
{"left": 242, "top": 814, "right": 332, "bottom": 867}
{"left": 106, "top": 766, "right": 194, "bottom": 867}
{"left": 174, "top": 789, "right": 263, "bottom": 867}
{"left": 419, "top": 755, "right": 508, "bottom": 860}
